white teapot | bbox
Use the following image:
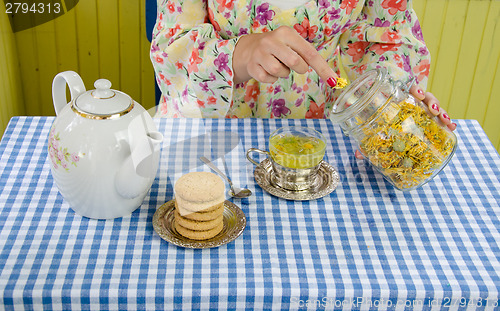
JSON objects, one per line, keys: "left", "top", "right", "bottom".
{"left": 49, "top": 71, "right": 163, "bottom": 219}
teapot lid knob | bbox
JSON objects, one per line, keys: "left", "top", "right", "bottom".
{"left": 73, "top": 78, "right": 134, "bottom": 118}
{"left": 93, "top": 79, "right": 114, "bottom": 99}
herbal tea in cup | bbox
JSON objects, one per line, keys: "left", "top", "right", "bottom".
{"left": 246, "top": 126, "right": 327, "bottom": 191}
{"left": 269, "top": 131, "right": 326, "bottom": 169}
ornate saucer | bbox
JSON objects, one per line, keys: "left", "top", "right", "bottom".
{"left": 253, "top": 159, "right": 339, "bottom": 200}
{"left": 153, "top": 200, "right": 246, "bottom": 249}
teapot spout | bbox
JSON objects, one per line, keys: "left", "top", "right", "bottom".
{"left": 134, "top": 131, "right": 163, "bottom": 177}
{"left": 115, "top": 113, "right": 163, "bottom": 199}
{"left": 128, "top": 113, "right": 163, "bottom": 178}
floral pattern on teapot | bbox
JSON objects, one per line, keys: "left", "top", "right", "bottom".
{"left": 48, "top": 127, "right": 82, "bottom": 171}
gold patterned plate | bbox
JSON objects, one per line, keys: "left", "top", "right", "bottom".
{"left": 253, "top": 159, "right": 340, "bottom": 201}
{"left": 153, "top": 200, "right": 246, "bottom": 249}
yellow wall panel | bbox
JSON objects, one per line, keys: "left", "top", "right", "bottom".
{"left": 75, "top": 0, "right": 100, "bottom": 91}
{"left": 140, "top": 1, "right": 156, "bottom": 111}
{"left": 466, "top": 2, "right": 500, "bottom": 122}
{"left": 0, "top": 11, "right": 25, "bottom": 134}
{"left": 427, "top": 0, "right": 468, "bottom": 112}
{"left": 478, "top": 1, "right": 500, "bottom": 149}
{"left": 415, "top": 0, "right": 500, "bottom": 152}
{"left": 2, "top": 0, "right": 156, "bottom": 120}
{"left": 35, "top": 21, "right": 59, "bottom": 116}
{"left": 119, "top": 0, "right": 142, "bottom": 105}
{"left": 412, "top": 0, "right": 425, "bottom": 23}
{"left": 14, "top": 26, "right": 42, "bottom": 116}
{"left": 446, "top": 1, "right": 489, "bottom": 118}
{"left": 97, "top": 0, "right": 121, "bottom": 89}
{"left": 54, "top": 8, "right": 79, "bottom": 73}
{"left": 418, "top": 0, "right": 447, "bottom": 92}
{"left": 484, "top": 58, "right": 500, "bottom": 149}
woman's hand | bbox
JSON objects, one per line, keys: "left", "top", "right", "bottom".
{"left": 233, "top": 26, "right": 338, "bottom": 86}
{"left": 409, "top": 85, "right": 457, "bottom": 131}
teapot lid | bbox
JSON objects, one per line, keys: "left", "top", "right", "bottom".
{"left": 73, "top": 79, "right": 133, "bottom": 119}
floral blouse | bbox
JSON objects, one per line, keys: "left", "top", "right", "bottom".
{"left": 150, "top": 0, "right": 430, "bottom": 118}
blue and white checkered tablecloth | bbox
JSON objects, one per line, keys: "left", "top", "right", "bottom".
{"left": 0, "top": 117, "right": 499, "bottom": 310}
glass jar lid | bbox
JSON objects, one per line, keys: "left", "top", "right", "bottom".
{"left": 329, "top": 68, "right": 386, "bottom": 124}
{"left": 328, "top": 68, "right": 403, "bottom": 136}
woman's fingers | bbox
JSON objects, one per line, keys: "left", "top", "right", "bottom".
{"left": 438, "top": 110, "right": 457, "bottom": 130}
{"left": 246, "top": 64, "right": 279, "bottom": 84}
{"left": 268, "top": 44, "right": 309, "bottom": 75}
{"left": 422, "top": 92, "right": 456, "bottom": 129}
{"left": 410, "top": 85, "right": 457, "bottom": 131}
{"left": 446, "top": 121, "right": 457, "bottom": 131}
{"left": 409, "top": 84, "right": 425, "bottom": 101}
{"left": 274, "top": 26, "right": 338, "bottom": 85}
{"left": 355, "top": 150, "right": 364, "bottom": 159}
{"left": 232, "top": 26, "right": 337, "bottom": 85}
{"left": 246, "top": 53, "right": 290, "bottom": 83}
{"left": 418, "top": 88, "right": 441, "bottom": 116}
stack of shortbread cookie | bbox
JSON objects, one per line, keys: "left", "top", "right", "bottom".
{"left": 173, "top": 172, "right": 225, "bottom": 240}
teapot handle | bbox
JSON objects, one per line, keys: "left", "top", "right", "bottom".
{"left": 52, "top": 71, "right": 86, "bottom": 115}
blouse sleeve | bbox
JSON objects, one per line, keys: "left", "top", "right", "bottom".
{"left": 150, "top": 0, "right": 238, "bottom": 117}
{"left": 338, "top": 0, "right": 431, "bottom": 89}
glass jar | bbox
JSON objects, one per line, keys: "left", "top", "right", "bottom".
{"left": 329, "top": 68, "right": 457, "bottom": 191}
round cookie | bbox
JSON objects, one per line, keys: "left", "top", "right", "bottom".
{"left": 174, "top": 209, "right": 223, "bottom": 231}
{"left": 175, "top": 171, "right": 225, "bottom": 203}
{"left": 176, "top": 197, "right": 223, "bottom": 214}
{"left": 175, "top": 200, "right": 224, "bottom": 221}
{"left": 174, "top": 220, "right": 224, "bottom": 240}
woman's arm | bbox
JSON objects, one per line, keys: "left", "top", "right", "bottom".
{"left": 339, "top": 0, "right": 430, "bottom": 87}
{"left": 150, "top": 0, "right": 238, "bottom": 117}
{"left": 339, "top": 0, "right": 454, "bottom": 130}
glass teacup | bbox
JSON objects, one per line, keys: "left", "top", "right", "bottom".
{"left": 246, "top": 126, "right": 327, "bottom": 191}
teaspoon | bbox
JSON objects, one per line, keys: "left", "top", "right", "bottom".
{"left": 199, "top": 156, "right": 252, "bottom": 198}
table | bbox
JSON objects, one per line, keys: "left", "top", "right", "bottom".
{"left": 0, "top": 117, "right": 499, "bottom": 310}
